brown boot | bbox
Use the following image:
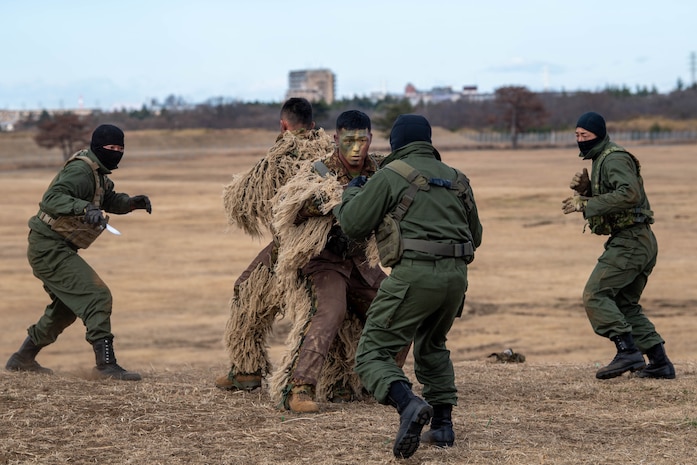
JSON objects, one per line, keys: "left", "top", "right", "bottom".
{"left": 215, "top": 370, "right": 262, "bottom": 391}
{"left": 287, "top": 384, "right": 319, "bottom": 413}
{"left": 329, "top": 383, "right": 353, "bottom": 403}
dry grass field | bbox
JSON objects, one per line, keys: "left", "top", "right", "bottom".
{"left": 1, "top": 128, "right": 696, "bottom": 464}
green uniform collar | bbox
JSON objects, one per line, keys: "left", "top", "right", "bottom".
{"left": 384, "top": 141, "right": 441, "bottom": 166}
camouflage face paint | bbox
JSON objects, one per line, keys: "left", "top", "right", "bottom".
{"left": 337, "top": 128, "right": 371, "bottom": 167}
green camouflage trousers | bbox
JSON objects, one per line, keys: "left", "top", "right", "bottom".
{"left": 26, "top": 231, "right": 113, "bottom": 346}
{"left": 583, "top": 223, "right": 664, "bottom": 351}
{"left": 355, "top": 257, "right": 468, "bottom": 407}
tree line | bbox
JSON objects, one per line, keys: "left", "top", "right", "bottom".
{"left": 23, "top": 85, "right": 697, "bottom": 159}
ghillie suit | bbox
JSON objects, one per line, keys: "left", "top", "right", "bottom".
{"left": 221, "top": 129, "right": 334, "bottom": 384}
{"left": 268, "top": 155, "right": 383, "bottom": 407}
{"left": 223, "top": 129, "right": 334, "bottom": 238}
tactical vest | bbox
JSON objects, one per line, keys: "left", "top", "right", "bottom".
{"left": 38, "top": 151, "right": 109, "bottom": 249}
{"left": 375, "top": 160, "right": 475, "bottom": 267}
{"left": 587, "top": 145, "right": 653, "bottom": 235}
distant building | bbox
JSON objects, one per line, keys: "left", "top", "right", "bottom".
{"left": 286, "top": 69, "right": 335, "bottom": 104}
{"left": 404, "top": 83, "right": 485, "bottom": 105}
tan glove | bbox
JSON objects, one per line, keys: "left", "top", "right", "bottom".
{"left": 569, "top": 168, "right": 590, "bottom": 194}
{"left": 562, "top": 194, "right": 588, "bottom": 214}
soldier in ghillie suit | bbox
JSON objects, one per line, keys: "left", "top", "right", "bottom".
{"left": 5, "top": 124, "right": 152, "bottom": 381}
{"left": 562, "top": 111, "right": 675, "bottom": 380}
{"left": 269, "top": 110, "right": 399, "bottom": 413}
{"left": 216, "top": 98, "right": 335, "bottom": 391}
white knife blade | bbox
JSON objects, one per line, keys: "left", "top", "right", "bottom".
{"left": 105, "top": 223, "right": 121, "bottom": 235}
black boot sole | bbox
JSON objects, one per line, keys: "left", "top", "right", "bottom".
{"left": 636, "top": 363, "right": 676, "bottom": 379}
{"left": 393, "top": 401, "right": 433, "bottom": 459}
{"left": 596, "top": 360, "right": 646, "bottom": 379}
{"left": 5, "top": 353, "right": 53, "bottom": 374}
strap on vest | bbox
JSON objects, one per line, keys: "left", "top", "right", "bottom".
{"left": 38, "top": 210, "right": 56, "bottom": 226}
{"left": 632, "top": 207, "right": 653, "bottom": 223}
{"left": 385, "top": 160, "right": 428, "bottom": 221}
{"left": 392, "top": 183, "right": 419, "bottom": 221}
{"left": 384, "top": 159, "right": 474, "bottom": 259}
{"left": 66, "top": 153, "right": 103, "bottom": 207}
{"left": 402, "top": 238, "right": 474, "bottom": 258}
{"left": 592, "top": 147, "right": 653, "bottom": 225}
{"left": 313, "top": 160, "right": 331, "bottom": 178}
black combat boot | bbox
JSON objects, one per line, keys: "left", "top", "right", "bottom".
{"left": 637, "top": 343, "right": 675, "bottom": 379}
{"left": 92, "top": 337, "right": 141, "bottom": 381}
{"left": 596, "top": 333, "right": 646, "bottom": 379}
{"left": 5, "top": 336, "right": 53, "bottom": 374}
{"left": 421, "top": 404, "right": 455, "bottom": 447}
{"left": 387, "top": 380, "right": 433, "bottom": 459}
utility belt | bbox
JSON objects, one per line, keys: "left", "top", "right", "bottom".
{"left": 38, "top": 210, "right": 106, "bottom": 249}
{"left": 402, "top": 238, "right": 474, "bottom": 263}
{"left": 587, "top": 207, "right": 653, "bottom": 236}
{"left": 611, "top": 219, "right": 651, "bottom": 235}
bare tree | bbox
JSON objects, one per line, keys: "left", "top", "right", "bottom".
{"left": 494, "top": 86, "right": 548, "bottom": 148}
{"left": 34, "top": 113, "right": 92, "bottom": 161}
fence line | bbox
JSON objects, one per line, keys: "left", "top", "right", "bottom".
{"left": 461, "top": 130, "right": 697, "bottom": 147}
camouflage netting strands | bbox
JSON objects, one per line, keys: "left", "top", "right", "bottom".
{"left": 272, "top": 162, "right": 344, "bottom": 280}
{"left": 222, "top": 264, "right": 281, "bottom": 376}
{"left": 267, "top": 161, "right": 374, "bottom": 406}
{"left": 267, "top": 277, "right": 366, "bottom": 406}
{"left": 272, "top": 161, "right": 381, "bottom": 279}
{"left": 222, "top": 129, "right": 334, "bottom": 238}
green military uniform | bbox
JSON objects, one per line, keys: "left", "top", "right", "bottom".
{"left": 27, "top": 149, "right": 133, "bottom": 346}
{"left": 580, "top": 137, "right": 663, "bottom": 351}
{"left": 335, "top": 140, "right": 482, "bottom": 406}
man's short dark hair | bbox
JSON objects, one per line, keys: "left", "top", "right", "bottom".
{"left": 281, "top": 97, "right": 313, "bottom": 129}
{"left": 336, "top": 110, "right": 371, "bottom": 132}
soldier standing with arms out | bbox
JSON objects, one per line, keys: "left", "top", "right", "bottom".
{"left": 5, "top": 124, "right": 151, "bottom": 380}
{"left": 334, "top": 114, "right": 482, "bottom": 459}
{"left": 562, "top": 111, "right": 675, "bottom": 380}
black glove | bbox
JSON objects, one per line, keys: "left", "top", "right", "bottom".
{"left": 347, "top": 175, "right": 367, "bottom": 188}
{"left": 326, "top": 225, "right": 349, "bottom": 258}
{"left": 129, "top": 195, "right": 152, "bottom": 214}
{"left": 84, "top": 204, "right": 104, "bottom": 225}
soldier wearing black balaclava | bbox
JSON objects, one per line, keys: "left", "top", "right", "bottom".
{"left": 5, "top": 124, "right": 152, "bottom": 381}
{"left": 562, "top": 112, "right": 675, "bottom": 381}
{"left": 334, "top": 114, "right": 483, "bottom": 459}
{"left": 90, "top": 123, "right": 125, "bottom": 170}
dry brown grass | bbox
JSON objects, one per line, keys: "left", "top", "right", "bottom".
{"left": 2, "top": 362, "right": 697, "bottom": 465}
{"left": 1, "top": 129, "right": 696, "bottom": 464}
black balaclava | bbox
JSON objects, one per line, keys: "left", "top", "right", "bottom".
{"left": 576, "top": 112, "right": 607, "bottom": 157}
{"left": 389, "top": 114, "right": 432, "bottom": 151}
{"left": 90, "top": 124, "right": 124, "bottom": 170}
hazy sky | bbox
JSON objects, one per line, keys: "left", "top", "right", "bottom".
{"left": 1, "top": 0, "right": 695, "bottom": 110}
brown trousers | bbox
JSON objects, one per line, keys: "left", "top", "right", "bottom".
{"left": 291, "top": 265, "right": 381, "bottom": 386}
